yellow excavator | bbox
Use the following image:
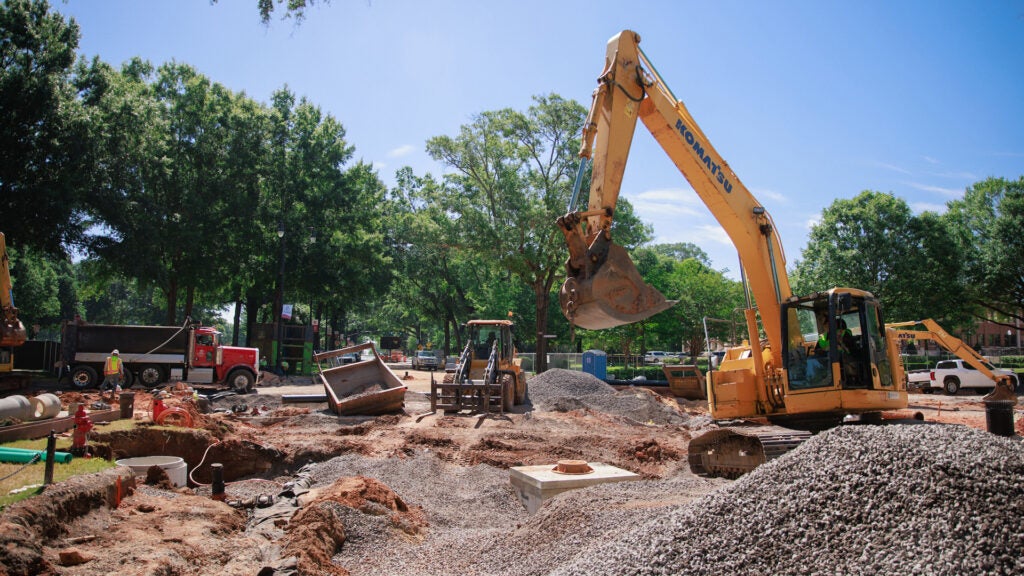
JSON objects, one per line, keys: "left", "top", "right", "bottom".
{"left": 557, "top": 30, "right": 909, "bottom": 477}
{"left": 1, "top": 232, "right": 29, "bottom": 384}
{"left": 888, "top": 318, "right": 1017, "bottom": 400}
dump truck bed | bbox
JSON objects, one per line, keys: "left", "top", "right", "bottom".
{"left": 315, "top": 342, "right": 407, "bottom": 416}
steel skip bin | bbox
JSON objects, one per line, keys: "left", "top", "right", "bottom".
{"left": 315, "top": 342, "right": 407, "bottom": 416}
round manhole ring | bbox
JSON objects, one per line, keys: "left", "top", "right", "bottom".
{"left": 552, "top": 459, "right": 594, "bottom": 475}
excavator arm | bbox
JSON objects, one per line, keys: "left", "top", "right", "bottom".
{"left": 0, "top": 233, "right": 27, "bottom": 348}
{"left": 889, "top": 319, "right": 1017, "bottom": 401}
{"left": 558, "top": 30, "right": 790, "bottom": 366}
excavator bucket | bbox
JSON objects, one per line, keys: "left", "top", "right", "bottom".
{"left": 0, "top": 319, "right": 26, "bottom": 348}
{"left": 559, "top": 239, "right": 675, "bottom": 330}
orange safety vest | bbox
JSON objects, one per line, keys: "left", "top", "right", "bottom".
{"left": 104, "top": 356, "right": 122, "bottom": 376}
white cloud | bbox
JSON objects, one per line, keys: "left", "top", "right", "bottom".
{"left": 930, "top": 170, "right": 977, "bottom": 181}
{"left": 387, "top": 144, "right": 416, "bottom": 158}
{"left": 630, "top": 187, "right": 703, "bottom": 217}
{"left": 905, "top": 181, "right": 962, "bottom": 197}
{"left": 910, "top": 201, "right": 948, "bottom": 214}
{"left": 921, "top": 155, "right": 940, "bottom": 165}
{"left": 873, "top": 161, "right": 913, "bottom": 175}
{"left": 751, "top": 187, "right": 787, "bottom": 204}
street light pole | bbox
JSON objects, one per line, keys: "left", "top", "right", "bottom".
{"left": 276, "top": 221, "right": 286, "bottom": 375}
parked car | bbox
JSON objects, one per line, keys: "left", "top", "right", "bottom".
{"left": 644, "top": 351, "right": 676, "bottom": 364}
{"left": 411, "top": 350, "right": 441, "bottom": 371}
{"left": 928, "top": 359, "right": 1019, "bottom": 395}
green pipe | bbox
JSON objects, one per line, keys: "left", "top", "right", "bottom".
{"left": 0, "top": 446, "right": 73, "bottom": 464}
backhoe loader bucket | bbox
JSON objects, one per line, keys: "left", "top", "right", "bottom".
{"left": 559, "top": 240, "right": 675, "bottom": 330}
{"left": 0, "top": 318, "right": 26, "bottom": 348}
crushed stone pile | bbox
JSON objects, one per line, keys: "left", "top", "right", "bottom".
{"left": 528, "top": 368, "right": 692, "bottom": 425}
{"left": 306, "top": 452, "right": 529, "bottom": 574}
{"left": 547, "top": 424, "right": 1024, "bottom": 576}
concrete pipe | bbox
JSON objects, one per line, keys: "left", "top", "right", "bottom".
{"left": 29, "top": 393, "right": 62, "bottom": 420}
{"left": 0, "top": 395, "right": 32, "bottom": 421}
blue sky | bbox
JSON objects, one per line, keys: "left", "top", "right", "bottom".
{"left": 58, "top": 0, "right": 1024, "bottom": 278}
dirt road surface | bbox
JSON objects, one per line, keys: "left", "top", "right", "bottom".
{"left": 0, "top": 367, "right": 1019, "bottom": 575}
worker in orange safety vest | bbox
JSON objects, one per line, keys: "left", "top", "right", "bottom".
{"left": 102, "top": 349, "right": 125, "bottom": 400}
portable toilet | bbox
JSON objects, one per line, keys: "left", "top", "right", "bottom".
{"left": 581, "top": 350, "right": 607, "bottom": 381}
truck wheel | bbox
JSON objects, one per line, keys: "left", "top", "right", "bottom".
{"left": 70, "top": 365, "right": 98, "bottom": 389}
{"left": 227, "top": 370, "right": 255, "bottom": 393}
{"left": 943, "top": 377, "right": 960, "bottom": 395}
{"left": 137, "top": 365, "right": 166, "bottom": 388}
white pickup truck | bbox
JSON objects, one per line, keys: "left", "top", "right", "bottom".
{"left": 927, "top": 359, "right": 1019, "bottom": 395}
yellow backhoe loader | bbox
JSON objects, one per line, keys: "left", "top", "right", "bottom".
{"left": 558, "top": 30, "right": 909, "bottom": 477}
{"left": 430, "top": 319, "right": 527, "bottom": 414}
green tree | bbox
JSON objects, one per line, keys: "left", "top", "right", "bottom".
{"left": 83, "top": 60, "right": 243, "bottom": 325}
{"left": 426, "top": 94, "right": 588, "bottom": 372}
{"left": 5, "top": 244, "right": 62, "bottom": 336}
{"left": 0, "top": 0, "right": 93, "bottom": 254}
{"left": 386, "top": 168, "right": 475, "bottom": 356}
{"left": 256, "top": 87, "right": 388, "bottom": 356}
{"left": 793, "top": 191, "right": 964, "bottom": 326}
{"left": 643, "top": 254, "right": 743, "bottom": 361}
{"left": 945, "top": 176, "right": 1024, "bottom": 330}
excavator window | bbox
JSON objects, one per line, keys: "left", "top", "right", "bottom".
{"left": 864, "top": 303, "right": 894, "bottom": 388}
{"left": 783, "top": 300, "right": 833, "bottom": 390}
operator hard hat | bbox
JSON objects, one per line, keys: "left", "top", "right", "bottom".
{"left": 112, "top": 349, "right": 119, "bottom": 355}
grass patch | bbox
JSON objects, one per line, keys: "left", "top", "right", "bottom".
{"left": 0, "top": 418, "right": 136, "bottom": 510}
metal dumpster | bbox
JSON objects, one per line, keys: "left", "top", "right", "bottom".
{"left": 315, "top": 342, "right": 407, "bottom": 416}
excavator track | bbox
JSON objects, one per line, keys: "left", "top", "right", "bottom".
{"left": 687, "top": 425, "right": 812, "bottom": 479}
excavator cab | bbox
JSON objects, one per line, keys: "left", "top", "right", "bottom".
{"left": 781, "top": 290, "right": 893, "bottom": 393}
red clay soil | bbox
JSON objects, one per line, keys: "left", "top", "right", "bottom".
{"left": 0, "top": 376, "right": 1016, "bottom": 576}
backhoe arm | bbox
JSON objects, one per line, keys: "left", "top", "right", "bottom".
{"left": 889, "top": 319, "right": 1016, "bottom": 401}
{"left": 0, "top": 233, "right": 27, "bottom": 348}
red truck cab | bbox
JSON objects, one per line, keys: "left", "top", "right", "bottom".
{"left": 189, "top": 326, "right": 259, "bottom": 391}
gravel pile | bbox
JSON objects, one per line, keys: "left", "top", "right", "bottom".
{"left": 548, "top": 424, "right": 1024, "bottom": 576}
{"left": 303, "top": 424, "right": 1023, "bottom": 575}
{"left": 528, "top": 368, "right": 690, "bottom": 425}
{"left": 306, "top": 451, "right": 529, "bottom": 575}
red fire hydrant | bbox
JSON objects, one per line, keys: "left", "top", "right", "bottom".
{"left": 152, "top": 397, "right": 168, "bottom": 422}
{"left": 71, "top": 404, "right": 94, "bottom": 457}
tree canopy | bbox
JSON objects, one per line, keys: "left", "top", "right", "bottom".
{"left": 2, "top": 0, "right": 1020, "bottom": 363}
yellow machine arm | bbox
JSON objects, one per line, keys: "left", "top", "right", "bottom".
{"left": 888, "top": 318, "right": 1016, "bottom": 401}
{"left": 559, "top": 30, "right": 908, "bottom": 430}
{"left": 1, "top": 232, "right": 28, "bottom": 347}
{"left": 558, "top": 30, "right": 791, "bottom": 364}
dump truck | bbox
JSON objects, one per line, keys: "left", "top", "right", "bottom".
{"left": 431, "top": 319, "right": 527, "bottom": 413}
{"left": 60, "top": 319, "right": 259, "bottom": 392}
